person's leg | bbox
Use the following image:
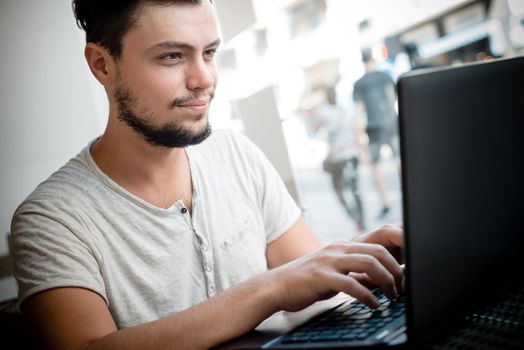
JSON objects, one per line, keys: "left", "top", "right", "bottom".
{"left": 328, "top": 160, "right": 367, "bottom": 231}
{"left": 328, "top": 162, "right": 353, "bottom": 214}
{"left": 368, "top": 138, "right": 391, "bottom": 218}
{"left": 345, "top": 157, "right": 365, "bottom": 232}
{"left": 386, "top": 131, "right": 402, "bottom": 176}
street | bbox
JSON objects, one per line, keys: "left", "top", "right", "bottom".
{"left": 296, "top": 156, "right": 402, "bottom": 242}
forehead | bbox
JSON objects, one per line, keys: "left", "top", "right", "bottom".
{"left": 124, "top": 1, "right": 218, "bottom": 50}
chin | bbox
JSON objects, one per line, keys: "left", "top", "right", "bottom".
{"left": 187, "top": 117, "right": 212, "bottom": 143}
{"left": 189, "top": 113, "right": 209, "bottom": 129}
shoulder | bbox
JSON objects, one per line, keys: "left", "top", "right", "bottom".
{"left": 12, "top": 146, "right": 99, "bottom": 221}
{"left": 354, "top": 75, "right": 365, "bottom": 87}
{"left": 374, "top": 70, "right": 395, "bottom": 82}
{"left": 354, "top": 72, "right": 375, "bottom": 89}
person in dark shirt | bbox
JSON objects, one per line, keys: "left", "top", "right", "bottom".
{"left": 353, "top": 48, "right": 400, "bottom": 220}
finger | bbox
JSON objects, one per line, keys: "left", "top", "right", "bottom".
{"left": 382, "top": 224, "right": 404, "bottom": 248}
{"left": 353, "top": 224, "right": 404, "bottom": 249}
{"left": 398, "top": 264, "right": 406, "bottom": 294}
{"left": 328, "top": 273, "right": 380, "bottom": 309}
{"left": 388, "top": 246, "right": 404, "bottom": 265}
{"left": 335, "top": 253, "right": 398, "bottom": 300}
{"left": 348, "top": 272, "right": 378, "bottom": 290}
{"left": 387, "top": 222, "right": 403, "bottom": 229}
{"left": 342, "top": 242, "right": 404, "bottom": 288}
{"left": 325, "top": 241, "right": 404, "bottom": 295}
{"left": 350, "top": 272, "right": 405, "bottom": 297}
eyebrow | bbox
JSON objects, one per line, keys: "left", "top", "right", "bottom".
{"left": 148, "top": 38, "right": 221, "bottom": 52}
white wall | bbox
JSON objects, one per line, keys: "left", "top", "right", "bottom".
{"left": 0, "top": 0, "right": 104, "bottom": 297}
{"left": 235, "top": 86, "right": 301, "bottom": 204}
{"left": 214, "top": 0, "right": 256, "bottom": 42}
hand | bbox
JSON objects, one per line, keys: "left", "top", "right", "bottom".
{"left": 350, "top": 224, "right": 405, "bottom": 293}
{"left": 352, "top": 223, "right": 404, "bottom": 263}
{"left": 268, "top": 229, "right": 404, "bottom": 312}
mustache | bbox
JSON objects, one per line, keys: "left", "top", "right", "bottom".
{"left": 168, "top": 90, "right": 215, "bottom": 110}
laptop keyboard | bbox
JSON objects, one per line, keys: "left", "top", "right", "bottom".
{"left": 265, "top": 289, "right": 406, "bottom": 348}
{"left": 430, "top": 284, "right": 524, "bottom": 350}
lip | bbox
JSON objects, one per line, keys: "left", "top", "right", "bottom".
{"left": 177, "top": 100, "right": 210, "bottom": 113}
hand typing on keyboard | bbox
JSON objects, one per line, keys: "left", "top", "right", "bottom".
{"left": 265, "top": 224, "right": 404, "bottom": 312}
{"left": 276, "top": 289, "right": 407, "bottom": 346}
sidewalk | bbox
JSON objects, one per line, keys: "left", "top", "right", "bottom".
{"left": 295, "top": 157, "right": 403, "bottom": 243}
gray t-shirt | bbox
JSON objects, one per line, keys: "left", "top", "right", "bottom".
{"left": 353, "top": 70, "right": 397, "bottom": 131}
{"left": 314, "top": 103, "right": 358, "bottom": 163}
{"left": 11, "top": 130, "right": 301, "bottom": 328}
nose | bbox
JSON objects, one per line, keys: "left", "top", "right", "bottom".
{"left": 186, "top": 57, "right": 215, "bottom": 91}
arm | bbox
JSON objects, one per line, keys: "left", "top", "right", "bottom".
{"left": 266, "top": 216, "right": 324, "bottom": 268}
{"left": 22, "top": 277, "right": 280, "bottom": 350}
{"left": 22, "top": 221, "right": 404, "bottom": 350}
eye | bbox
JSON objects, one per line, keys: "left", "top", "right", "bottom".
{"left": 160, "top": 52, "right": 182, "bottom": 61}
{"left": 204, "top": 48, "right": 217, "bottom": 58}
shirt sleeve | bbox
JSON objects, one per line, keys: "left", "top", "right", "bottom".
{"left": 353, "top": 79, "right": 363, "bottom": 102}
{"left": 11, "top": 197, "right": 107, "bottom": 307}
{"left": 236, "top": 134, "right": 302, "bottom": 244}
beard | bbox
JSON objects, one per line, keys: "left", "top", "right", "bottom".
{"left": 114, "top": 84, "right": 213, "bottom": 148}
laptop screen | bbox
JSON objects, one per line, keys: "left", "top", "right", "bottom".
{"left": 398, "top": 56, "right": 524, "bottom": 345}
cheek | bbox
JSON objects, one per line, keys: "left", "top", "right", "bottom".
{"left": 212, "top": 71, "right": 218, "bottom": 88}
{"left": 142, "top": 69, "right": 182, "bottom": 92}
{"left": 132, "top": 71, "right": 185, "bottom": 103}
{"left": 209, "top": 65, "right": 218, "bottom": 85}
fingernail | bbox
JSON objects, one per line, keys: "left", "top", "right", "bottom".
{"left": 371, "top": 297, "right": 380, "bottom": 309}
{"left": 390, "top": 286, "right": 398, "bottom": 300}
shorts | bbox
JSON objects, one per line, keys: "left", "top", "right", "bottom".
{"left": 367, "top": 128, "right": 400, "bottom": 163}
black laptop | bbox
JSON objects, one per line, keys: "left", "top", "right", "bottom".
{"left": 263, "top": 55, "right": 524, "bottom": 349}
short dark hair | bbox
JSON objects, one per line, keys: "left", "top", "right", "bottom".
{"left": 360, "top": 48, "right": 373, "bottom": 63}
{"left": 72, "top": 0, "right": 205, "bottom": 58}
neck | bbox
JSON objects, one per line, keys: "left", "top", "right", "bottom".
{"left": 91, "top": 115, "right": 193, "bottom": 210}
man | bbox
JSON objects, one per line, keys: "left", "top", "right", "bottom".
{"left": 10, "top": 1, "right": 404, "bottom": 349}
{"left": 303, "top": 85, "right": 365, "bottom": 232}
{"left": 353, "top": 48, "right": 400, "bottom": 220}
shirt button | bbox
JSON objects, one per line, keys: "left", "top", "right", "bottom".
{"left": 180, "top": 207, "right": 187, "bottom": 214}
{"left": 201, "top": 244, "right": 208, "bottom": 252}
{"left": 205, "top": 265, "right": 212, "bottom": 272}
{"left": 209, "top": 286, "right": 215, "bottom": 293}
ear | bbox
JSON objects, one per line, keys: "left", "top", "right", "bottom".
{"left": 84, "top": 43, "right": 115, "bottom": 86}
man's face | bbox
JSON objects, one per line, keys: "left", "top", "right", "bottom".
{"left": 112, "top": 1, "right": 219, "bottom": 148}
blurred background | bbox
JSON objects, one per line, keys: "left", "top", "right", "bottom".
{"left": 1, "top": 0, "right": 523, "bottom": 301}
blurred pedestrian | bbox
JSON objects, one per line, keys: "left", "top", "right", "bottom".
{"left": 304, "top": 85, "right": 365, "bottom": 232}
{"left": 353, "top": 48, "right": 400, "bottom": 220}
